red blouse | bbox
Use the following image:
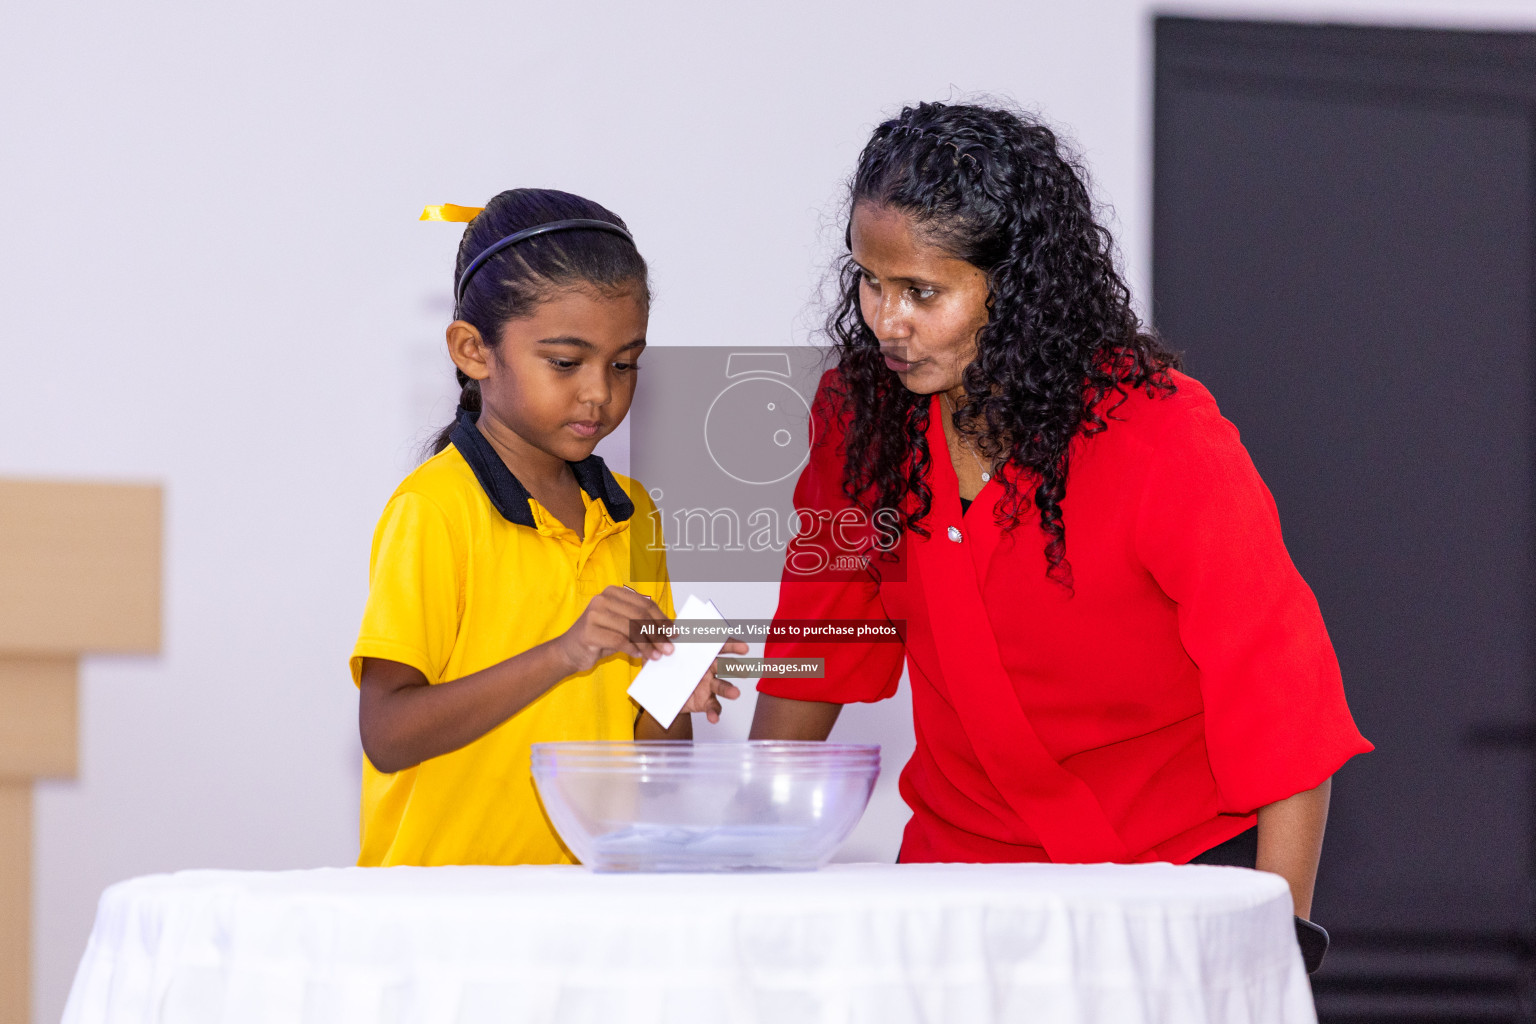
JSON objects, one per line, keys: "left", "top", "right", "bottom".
{"left": 759, "top": 368, "right": 1372, "bottom": 864}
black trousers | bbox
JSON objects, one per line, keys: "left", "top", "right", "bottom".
{"left": 1190, "top": 826, "right": 1259, "bottom": 867}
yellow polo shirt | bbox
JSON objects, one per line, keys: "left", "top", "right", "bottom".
{"left": 350, "top": 428, "right": 671, "bottom": 867}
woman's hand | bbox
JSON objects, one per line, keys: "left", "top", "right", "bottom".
{"left": 556, "top": 586, "right": 674, "bottom": 673}
{"left": 681, "top": 639, "right": 748, "bottom": 724}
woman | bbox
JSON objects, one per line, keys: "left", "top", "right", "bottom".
{"left": 750, "top": 102, "right": 1370, "bottom": 936}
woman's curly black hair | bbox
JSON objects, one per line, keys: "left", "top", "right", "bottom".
{"left": 829, "top": 101, "right": 1180, "bottom": 585}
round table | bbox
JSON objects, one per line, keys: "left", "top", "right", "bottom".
{"left": 62, "top": 862, "right": 1315, "bottom": 1024}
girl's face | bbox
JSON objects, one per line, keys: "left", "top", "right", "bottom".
{"left": 449, "top": 284, "right": 648, "bottom": 465}
{"left": 850, "top": 202, "right": 991, "bottom": 396}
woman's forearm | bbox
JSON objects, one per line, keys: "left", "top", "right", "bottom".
{"left": 1255, "top": 777, "right": 1332, "bottom": 919}
{"left": 749, "top": 692, "right": 842, "bottom": 740}
{"left": 358, "top": 643, "right": 576, "bottom": 773}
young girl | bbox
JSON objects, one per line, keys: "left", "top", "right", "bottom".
{"left": 352, "top": 188, "right": 744, "bottom": 867}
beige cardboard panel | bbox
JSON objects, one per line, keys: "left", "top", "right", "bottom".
{"left": 0, "top": 782, "right": 29, "bottom": 1024}
{"left": 0, "top": 658, "right": 76, "bottom": 779}
{"left": 0, "top": 480, "right": 162, "bottom": 654}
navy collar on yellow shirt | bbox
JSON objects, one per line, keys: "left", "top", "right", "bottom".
{"left": 449, "top": 408, "right": 635, "bottom": 528}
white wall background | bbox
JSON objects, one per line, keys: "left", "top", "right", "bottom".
{"left": 4, "top": 1, "right": 1535, "bottom": 1020}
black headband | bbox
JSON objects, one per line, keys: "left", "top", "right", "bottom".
{"left": 455, "top": 218, "right": 635, "bottom": 306}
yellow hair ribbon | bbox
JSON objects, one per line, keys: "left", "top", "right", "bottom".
{"left": 420, "top": 203, "right": 483, "bottom": 222}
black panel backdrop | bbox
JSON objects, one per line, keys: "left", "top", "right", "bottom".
{"left": 1155, "top": 18, "right": 1536, "bottom": 1022}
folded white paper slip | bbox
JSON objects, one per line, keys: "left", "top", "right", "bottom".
{"left": 627, "top": 594, "right": 728, "bottom": 730}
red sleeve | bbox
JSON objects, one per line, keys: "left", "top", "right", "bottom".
{"left": 1133, "top": 388, "right": 1372, "bottom": 813}
{"left": 758, "top": 369, "right": 905, "bottom": 704}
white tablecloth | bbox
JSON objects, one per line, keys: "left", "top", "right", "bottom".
{"left": 63, "top": 863, "right": 1315, "bottom": 1024}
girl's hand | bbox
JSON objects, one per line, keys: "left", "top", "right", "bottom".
{"left": 557, "top": 586, "right": 675, "bottom": 674}
{"left": 682, "top": 639, "right": 748, "bottom": 724}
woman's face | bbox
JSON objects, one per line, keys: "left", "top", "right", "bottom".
{"left": 850, "top": 201, "right": 991, "bottom": 396}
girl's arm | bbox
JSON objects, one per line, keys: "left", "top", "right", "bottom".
{"left": 360, "top": 586, "right": 673, "bottom": 773}
{"left": 1255, "top": 777, "right": 1332, "bottom": 919}
{"left": 361, "top": 644, "right": 576, "bottom": 773}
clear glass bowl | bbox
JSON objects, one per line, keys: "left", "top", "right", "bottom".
{"left": 530, "top": 741, "right": 881, "bottom": 872}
